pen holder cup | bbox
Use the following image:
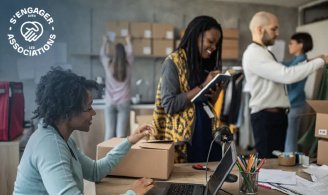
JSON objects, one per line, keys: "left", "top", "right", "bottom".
{"left": 239, "top": 172, "right": 258, "bottom": 194}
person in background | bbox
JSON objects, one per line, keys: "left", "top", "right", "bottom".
{"left": 100, "top": 35, "right": 134, "bottom": 141}
{"left": 243, "top": 11, "right": 328, "bottom": 158}
{"left": 13, "top": 67, "right": 156, "bottom": 195}
{"left": 283, "top": 33, "right": 314, "bottom": 153}
{"left": 152, "top": 16, "right": 226, "bottom": 163}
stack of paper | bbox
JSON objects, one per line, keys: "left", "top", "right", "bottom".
{"left": 259, "top": 169, "right": 296, "bottom": 185}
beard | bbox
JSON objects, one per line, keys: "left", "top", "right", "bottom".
{"left": 262, "top": 30, "right": 275, "bottom": 46}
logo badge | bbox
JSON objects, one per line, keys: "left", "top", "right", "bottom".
{"left": 7, "top": 7, "right": 56, "bottom": 56}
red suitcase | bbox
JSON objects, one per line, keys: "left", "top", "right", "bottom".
{"left": 0, "top": 82, "right": 24, "bottom": 141}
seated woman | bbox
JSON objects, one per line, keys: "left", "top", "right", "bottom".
{"left": 13, "top": 67, "right": 156, "bottom": 195}
{"left": 152, "top": 16, "right": 226, "bottom": 163}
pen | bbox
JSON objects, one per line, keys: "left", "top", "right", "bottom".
{"left": 256, "top": 158, "right": 266, "bottom": 172}
{"left": 258, "top": 184, "right": 271, "bottom": 189}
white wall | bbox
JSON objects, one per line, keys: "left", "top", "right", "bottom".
{"left": 296, "top": 19, "right": 328, "bottom": 99}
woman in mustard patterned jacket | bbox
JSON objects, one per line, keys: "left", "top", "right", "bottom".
{"left": 153, "top": 16, "right": 225, "bottom": 163}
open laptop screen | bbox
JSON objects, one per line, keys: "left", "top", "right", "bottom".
{"left": 205, "top": 142, "right": 236, "bottom": 195}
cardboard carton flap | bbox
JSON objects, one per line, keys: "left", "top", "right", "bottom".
{"left": 307, "top": 100, "right": 328, "bottom": 114}
{"left": 139, "top": 141, "right": 173, "bottom": 150}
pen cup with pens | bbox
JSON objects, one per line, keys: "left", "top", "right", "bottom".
{"left": 238, "top": 171, "right": 258, "bottom": 194}
{"left": 237, "top": 154, "right": 266, "bottom": 194}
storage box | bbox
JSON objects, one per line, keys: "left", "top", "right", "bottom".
{"left": 306, "top": 100, "right": 328, "bottom": 139}
{"left": 222, "top": 49, "right": 239, "bottom": 59}
{"left": 222, "top": 28, "right": 239, "bottom": 39}
{"left": 318, "top": 139, "right": 328, "bottom": 165}
{"left": 153, "top": 23, "right": 174, "bottom": 39}
{"left": 133, "top": 39, "right": 152, "bottom": 56}
{"left": 222, "top": 39, "right": 239, "bottom": 49}
{"left": 97, "top": 138, "right": 174, "bottom": 180}
{"left": 131, "top": 22, "right": 152, "bottom": 38}
{"left": 105, "top": 37, "right": 126, "bottom": 55}
{"left": 106, "top": 21, "right": 130, "bottom": 37}
{"left": 153, "top": 40, "right": 174, "bottom": 56}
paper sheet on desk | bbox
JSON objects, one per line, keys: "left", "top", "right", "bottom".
{"left": 259, "top": 169, "right": 296, "bottom": 185}
{"left": 303, "top": 164, "right": 328, "bottom": 179}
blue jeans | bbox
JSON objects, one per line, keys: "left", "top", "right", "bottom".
{"left": 105, "top": 101, "right": 131, "bottom": 140}
{"left": 284, "top": 105, "right": 304, "bottom": 153}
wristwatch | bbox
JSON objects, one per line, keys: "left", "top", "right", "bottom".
{"left": 199, "top": 84, "right": 204, "bottom": 89}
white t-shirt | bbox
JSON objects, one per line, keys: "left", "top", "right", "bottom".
{"left": 242, "top": 43, "right": 324, "bottom": 113}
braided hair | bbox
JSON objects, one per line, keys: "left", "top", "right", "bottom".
{"left": 177, "top": 16, "right": 223, "bottom": 86}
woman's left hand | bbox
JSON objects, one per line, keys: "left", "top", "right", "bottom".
{"left": 205, "top": 81, "right": 226, "bottom": 105}
{"left": 128, "top": 124, "right": 156, "bottom": 144}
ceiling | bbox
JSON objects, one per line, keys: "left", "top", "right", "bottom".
{"left": 205, "top": 0, "right": 318, "bottom": 7}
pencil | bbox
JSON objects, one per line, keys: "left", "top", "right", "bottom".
{"left": 236, "top": 162, "right": 254, "bottom": 192}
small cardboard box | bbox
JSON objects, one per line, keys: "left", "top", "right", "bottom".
{"left": 318, "top": 139, "right": 328, "bottom": 165}
{"left": 153, "top": 23, "right": 174, "bottom": 39}
{"left": 222, "top": 48, "right": 239, "bottom": 59}
{"left": 306, "top": 100, "right": 328, "bottom": 139}
{"left": 222, "top": 28, "right": 239, "bottom": 39}
{"left": 131, "top": 22, "right": 152, "bottom": 39}
{"left": 97, "top": 138, "right": 174, "bottom": 180}
{"left": 106, "top": 21, "right": 130, "bottom": 37}
{"left": 133, "top": 39, "right": 152, "bottom": 56}
{"left": 153, "top": 40, "right": 174, "bottom": 56}
{"left": 222, "top": 39, "right": 239, "bottom": 49}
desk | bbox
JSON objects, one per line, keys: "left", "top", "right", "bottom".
{"left": 96, "top": 159, "right": 311, "bottom": 195}
{"left": 0, "top": 135, "right": 22, "bottom": 195}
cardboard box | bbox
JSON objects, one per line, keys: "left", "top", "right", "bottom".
{"left": 133, "top": 39, "right": 152, "bottom": 56}
{"left": 106, "top": 21, "right": 130, "bottom": 37}
{"left": 318, "top": 139, "right": 328, "bottom": 165}
{"left": 222, "top": 39, "right": 239, "bottom": 49}
{"left": 153, "top": 40, "right": 174, "bottom": 56}
{"left": 222, "top": 28, "right": 239, "bottom": 39}
{"left": 131, "top": 22, "right": 152, "bottom": 38}
{"left": 222, "top": 49, "right": 239, "bottom": 59}
{"left": 105, "top": 37, "right": 126, "bottom": 55}
{"left": 307, "top": 100, "right": 328, "bottom": 139}
{"left": 136, "top": 115, "right": 153, "bottom": 126}
{"left": 153, "top": 23, "right": 174, "bottom": 39}
{"left": 97, "top": 138, "right": 174, "bottom": 180}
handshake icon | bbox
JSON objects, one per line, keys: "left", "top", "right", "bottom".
{"left": 20, "top": 21, "right": 44, "bottom": 42}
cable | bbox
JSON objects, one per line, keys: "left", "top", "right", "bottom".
{"left": 220, "top": 188, "right": 233, "bottom": 195}
{"left": 205, "top": 138, "right": 216, "bottom": 184}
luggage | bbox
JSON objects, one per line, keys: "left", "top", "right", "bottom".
{"left": 0, "top": 82, "right": 24, "bottom": 141}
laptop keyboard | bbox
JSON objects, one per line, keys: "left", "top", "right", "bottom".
{"left": 165, "top": 184, "right": 195, "bottom": 195}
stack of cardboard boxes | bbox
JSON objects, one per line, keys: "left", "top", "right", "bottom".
{"left": 106, "top": 21, "right": 174, "bottom": 57}
{"left": 222, "top": 28, "right": 239, "bottom": 59}
{"left": 307, "top": 100, "right": 328, "bottom": 165}
{"left": 176, "top": 28, "right": 239, "bottom": 59}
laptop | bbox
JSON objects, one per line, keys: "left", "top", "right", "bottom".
{"left": 146, "top": 141, "right": 237, "bottom": 195}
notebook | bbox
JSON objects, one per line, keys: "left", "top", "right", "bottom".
{"left": 191, "top": 71, "right": 231, "bottom": 103}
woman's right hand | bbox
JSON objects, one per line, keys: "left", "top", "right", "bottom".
{"left": 130, "top": 178, "right": 157, "bottom": 195}
{"left": 202, "top": 70, "right": 221, "bottom": 87}
{"left": 320, "top": 55, "right": 328, "bottom": 65}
